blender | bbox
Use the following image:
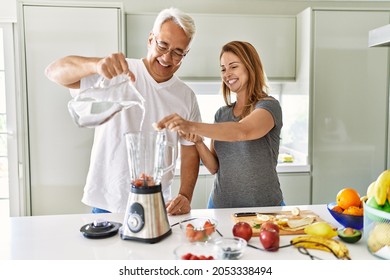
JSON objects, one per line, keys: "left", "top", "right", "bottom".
{"left": 120, "top": 130, "right": 175, "bottom": 243}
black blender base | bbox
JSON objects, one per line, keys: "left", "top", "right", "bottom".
{"left": 120, "top": 228, "right": 172, "bottom": 244}
{"left": 80, "top": 221, "right": 122, "bottom": 239}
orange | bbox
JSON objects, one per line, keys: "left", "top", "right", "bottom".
{"left": 342, "top": 206, "right": 363, "bottom": 216}
{"left": 336, "top": 188, "right": 361, "bottom": 210}
{"left": 332, "top": 205, "right": 344, "bottom": 213}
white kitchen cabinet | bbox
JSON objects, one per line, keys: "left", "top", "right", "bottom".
{"left": 311, "top": 10, "right": 389, "bottom": 204}
{"left": 279, "top": 173, "right": 311, "bottom": 205}
{"left": 171, "top": 174, "right": 214, "bottom": 209}
{"left": 19, "top": 3, "right": 123, "bottom": 215}
{"left": 126, "top": 13, "right": 296, "bottom": 80}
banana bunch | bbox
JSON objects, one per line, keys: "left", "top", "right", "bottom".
{"left": 368, "top": 170, "right": 390, "bottom": 206}
{"left": 291, "top": 235, "right": 351, "bottom": 260}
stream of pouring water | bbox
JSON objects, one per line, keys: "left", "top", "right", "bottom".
{"left": 126, "top": 82, "right": 145, "bottom": 131}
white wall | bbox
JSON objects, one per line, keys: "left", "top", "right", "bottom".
{"left": 122, "top": 0, "right": 390, "bottom": 15}
{"left": 0, "top": 0, "right": 16, "bottom": 21}
{"left": 4, "top": 0, "right": 390, "bottom": 23}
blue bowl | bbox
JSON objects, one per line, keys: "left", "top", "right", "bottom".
{"left": 327, "top": 202, "right": 363, "bottom": 230}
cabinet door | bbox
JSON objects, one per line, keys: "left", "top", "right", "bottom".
{"left": 126, "top": 14, "right": 296, "bottom": 80}
{"left": 279, "top": 173, "right": 311, "bottom": 205}
{"left": 311, "top": 11, "right": 389, "bottom": 204}
{"left": 21, "top": 4, "right": 122, "bottom": 215}
{"left": 171, "top": 175, "right": 214, "bottom": 209}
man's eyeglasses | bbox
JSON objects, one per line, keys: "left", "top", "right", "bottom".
{"left": 153, "top": 34, "right": 189, "bottom": 62}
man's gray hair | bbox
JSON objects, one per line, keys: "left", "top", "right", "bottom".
{"left": 152, "top": 7, "right": 196, "bottom": 43}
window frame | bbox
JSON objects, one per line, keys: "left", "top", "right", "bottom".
{"left": 187, "top": 81, "right": 309, "bottom": 168}
{"left": 0, "top": 22, "right": 24, "bottom": 217}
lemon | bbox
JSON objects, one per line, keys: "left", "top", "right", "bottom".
{"left": 304, "top": 221, "right": 337, "bottom": 239}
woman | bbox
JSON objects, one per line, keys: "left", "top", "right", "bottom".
{"left": 158, "top": 41, "right": 284, "bottom": 208}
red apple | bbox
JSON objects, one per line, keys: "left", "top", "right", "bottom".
{"left": 232, "top": 222, "right": 253, "bottom": 241}
{"left": 259, "top": 228, "right": 280, "bottom": 251}
{"left": 260, "top": 221, "right": 280, "bottom": 233}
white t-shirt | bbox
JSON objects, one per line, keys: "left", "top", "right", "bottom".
{"left": 77, "top": 58, "right": 201, "bottom": 213}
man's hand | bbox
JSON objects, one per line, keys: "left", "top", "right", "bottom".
{"left": 166, "top": 193, "right": 191, "bottom": 215}
{"left": 97, "top": 53, "right": 135, "bottom": 81}
{"left": 45, "top": 53, "right": 135, "bottom": 89}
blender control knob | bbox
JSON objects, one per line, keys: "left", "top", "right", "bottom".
{"left": 127, "top": 213, "right": 144, "bottom": 233}
{"left": 126, "top": 202, "right": 145, "bottom": 233}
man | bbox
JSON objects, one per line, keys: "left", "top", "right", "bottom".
{"left": 45, "top": 7, "right": 201, "bottom": 215}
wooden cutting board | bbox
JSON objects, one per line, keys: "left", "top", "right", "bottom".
{"left": 231, "top": 210, "right": 327, "bottom": 236}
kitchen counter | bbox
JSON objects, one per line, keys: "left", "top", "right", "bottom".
{"left": 0, "top": 204, "right": 377, "bottom": 260}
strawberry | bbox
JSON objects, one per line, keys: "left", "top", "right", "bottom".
{"left": 185, "top": 223, "right": 195, "bottom": 240}
{"left": 181, "top": 253, "right": 192, "bottom": 260}
{"left": 203, "top": 220, "right": 215, "bottom": 236}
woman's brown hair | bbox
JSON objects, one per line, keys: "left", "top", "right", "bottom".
{"left": 220, "top": 41, "right": 269, "bottom": 119}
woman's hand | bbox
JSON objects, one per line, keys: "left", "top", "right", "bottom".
{"left": 157, "top": 113, "right": 193, "bottom": 133}
{"left": 178, "top": 131, "right": 204, "bottom": 143}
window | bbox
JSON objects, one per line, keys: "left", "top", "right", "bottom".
{"left": 187, "top": 81, "right": 309, "bottom": 167}
{"left": 0, "top": 23, "right": 18, "bottom": 218}
{"left": 277, "top": 88, "right": 309, "bottom": 165}
{"left": 0, "top": 26, "right": 9, "bottom": 218}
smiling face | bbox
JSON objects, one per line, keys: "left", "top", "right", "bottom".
{"left": 220, "top": 51, "right": 249, "bottom": 96}
{"left": 144, "top": 20, "right": 191, "bottom": 83}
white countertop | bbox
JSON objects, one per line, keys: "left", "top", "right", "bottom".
{"left": 0, "top": 204, "right": 377, "bottom": 260}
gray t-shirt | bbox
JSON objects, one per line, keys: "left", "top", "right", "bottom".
{"left": 210, "top": 97, "right": 283, "bottom": 208}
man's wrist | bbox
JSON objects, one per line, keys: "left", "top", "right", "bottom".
{"left": 179, "top": 193, "right": 191, "bottom": 202}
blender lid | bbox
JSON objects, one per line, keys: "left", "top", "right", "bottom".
{"left": 80, "top": 219, "right": 122, "bottom": 239}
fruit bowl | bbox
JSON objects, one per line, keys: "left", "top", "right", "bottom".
{"left": 173, "top": 242, "right": 223, "bottom": 260}
{"left": 211, "top": 237, "right": 247, "bottom": 260}
{"left": 327, "top": 202, "right": 363, "bottom": 230}
{"left": 179, "top": 217, "right": 218, "bottom": 243}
